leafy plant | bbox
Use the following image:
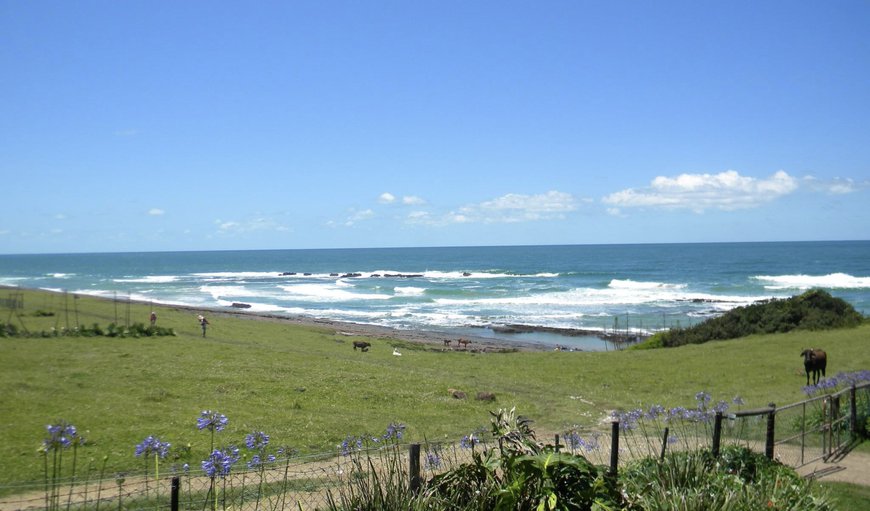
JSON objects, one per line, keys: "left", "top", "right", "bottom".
{"left": 426, "top": 408, "right": 619, "bottom": 510}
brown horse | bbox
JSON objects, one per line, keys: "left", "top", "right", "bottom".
{"left": 801, "top": 349, "right": 827, "bottom": 385}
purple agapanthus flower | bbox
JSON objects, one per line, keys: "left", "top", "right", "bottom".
{"left": 460, "top": 433, "right": 479, "bottom": 449}
{"left": 583, "top": 433, "right": 601, "bottom": 452}
{"left": 425, "top": 451, "right": 442, "bottom": 468}
{"left": 201, "top": 447, "right": 239, "bottom": 478}
{"left": 612, "top": 408, "right": 642, "bottom": 431}
{"left": 384, "top": 422, "right": 406, "bottom": 441}
{"left": 732, "top": 395, "right": 745, "bottom": 406}
{"left": 646, "top": 404, "right": 666, "bottom": 420}
{"left": 564, "top": 431, "right": 583, "bottom": 451}
{"left": 43, "top": 422, "right": 83, "bottom": 451}
{"left": 247, "top": 453, "right": 277, "bottom": 469}
{"left": 339, "top": 435, "right": 363, "bottom": 456}
{"left": 245, "top": 431, "right": 270, "bottom": 451}
{"left": 197, "top": 410, "right": 228, "bottom": 432}
{"left": 135, "top": 435, "right": 170, "bottom": 458}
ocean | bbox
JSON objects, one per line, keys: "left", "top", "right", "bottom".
{"left": 1, "top": 241, "right": 868, "bottom": 351}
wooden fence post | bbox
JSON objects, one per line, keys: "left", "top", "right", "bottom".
{"left": 659, "top": 427, "right": 669, "bottom": 461}
{"left": 409, "top": 443, "right": 421, "bottom": 493}
{"left": 851, "top": 384, "right": 858, "bottom": 434}
{"left": 712, "top": 412, "right": 723, "bottom": 458}
{"left": 554, "top": 434, "right": 561, "bottom": 453}
{"left": 609, "top": 421, "right": 619, "bottom": 476}
{"left": 765, "top": 403, "right": 776, "bottom": 460}
{"left": 170, "top": 476, "right": 179, "bottom": 511}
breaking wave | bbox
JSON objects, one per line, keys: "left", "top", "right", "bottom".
{"left": 754, "top": 273, "right": 870, "bottom": 290}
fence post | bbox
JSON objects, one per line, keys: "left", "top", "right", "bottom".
{"left": 765, "top": 403, "right": 776, "bottom": 460}
{"left": 851, "top": 384, "right": 858, "bottom": 435}
{"left": 409, "top": 443, "right": 421, "bottom": 493}
{"left": 712, "top": 412, "right": 722, "bottom": 457}
{"left": 170, "top": 476, "right": 179, "bottom": 511}
{"left": 659, "top": 427, "right": 669, "bottom": 461}
{"left": 609, "top": 421, "right": 619, "bottom": 476}
{"left": 554, "top": 434, "right": 561, "bottom": 453}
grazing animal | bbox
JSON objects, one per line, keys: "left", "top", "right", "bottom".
{"left": 353, "top": 341, "right": 371, "bottom": 352}
{"left": 801, "top": 349, "right": 827, "bottom": 385}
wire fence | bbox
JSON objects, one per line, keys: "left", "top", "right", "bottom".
{"left": 2, "top": 382, "right": 867, "bottom": 511}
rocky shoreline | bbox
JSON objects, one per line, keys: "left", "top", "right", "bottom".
{"left": 159, "top": 300, "right": 556, "bottom": 353}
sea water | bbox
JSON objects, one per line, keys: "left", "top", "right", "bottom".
{"left": 1, "top": 241, "right": 868, "bottom": 351}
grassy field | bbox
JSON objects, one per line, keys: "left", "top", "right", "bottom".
{"left": 2, "top": 287, "right": 869, "bottom": 487}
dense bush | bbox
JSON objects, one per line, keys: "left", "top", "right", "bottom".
{"left": 0, "top": 321, "right": 175, "bottom": 338}
{"left": 652, "top": 289, "right": 863, "bottom": 347}
{"left": 620, "top": 446, "right": 834, "bottom": 510}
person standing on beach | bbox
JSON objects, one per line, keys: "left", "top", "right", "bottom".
{"left": 198, "top": 315, "right": 209, "bottom": 337}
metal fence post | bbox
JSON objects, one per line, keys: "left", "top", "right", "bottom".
{"left": 409, "top": 443, "right": 421, "bottom": 493}
{"left": 170, "top": 476, "right": 179, "bottom": 511}
{"left": 712, "top": 412, "right": 723, "bottom": 457}
{"left": 609, "top": 421, "right": 619, "bottom": 476}
{"left": 765, "top": 403, "right": 776, "bottom": 460}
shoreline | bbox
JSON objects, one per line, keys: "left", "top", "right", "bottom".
{"left": 4, "top": 285, "right": 557, "bottom": 352}
{"left": 4, "top": 285, "right": 647, "bottom": 352}
{"left": 175, "top": 302, "right": 558, "bottom": 353}
{"left": 153, "top": 301, "right": 649, "bottom": 353}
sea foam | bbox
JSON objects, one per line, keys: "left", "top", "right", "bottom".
{"left": 754, "top": 273, "right": 870, "bottom": 290}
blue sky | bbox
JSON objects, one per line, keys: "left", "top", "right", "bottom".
{"left": 2, "top": 1, "right": 868, "bottom": 254}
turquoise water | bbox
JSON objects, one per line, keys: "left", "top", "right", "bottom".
{"left": 1, "top": 241, "right": 868, "bottom": 350}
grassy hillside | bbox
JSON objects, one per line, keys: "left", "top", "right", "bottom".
{"left": 1, "top": 287, "right": 869, "bottom": 487}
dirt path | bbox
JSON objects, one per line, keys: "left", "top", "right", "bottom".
{"left": 797, "top": 450, "right": 870, "bottom": 486}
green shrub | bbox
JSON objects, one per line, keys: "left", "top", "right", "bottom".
{"left": 620, "top": 446, "right": 833, "bottom": 510}
{"left": 425, "top": 408, "right": 619, "bottom": 510}
{"left": 659, "top": 289, "right": 863, "bottom": 347}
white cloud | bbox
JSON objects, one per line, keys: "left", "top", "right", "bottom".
{"left": 602, "top": 170, "right": 799, "bottom": 212}
{"left": 380, "top": 192, "right": 426, "bottom": 206}
{"left": 55, "top": 213, "right": 66, "bottom": 220}
{"left": 402, "top": 195, "right": 426, "bottom": 205}
{"left": 344, "top": 209, "right": 375, "bottom": 226}
{"left": 802, "top": 176, "right": 863, "bottom": 195}
{"left": 214, "top": 217, "right": 289, "bottom": 234}
{"left": 406, "top": 211, "right": 431, "bottom": 223}
{"left": 148, "top": 208, "right": 165, "bottom": 216}
{"left": 411, "top": 191, "right": 579, "bottom": 225}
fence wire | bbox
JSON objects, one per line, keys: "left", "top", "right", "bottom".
{"left": 2, "top": 383, "right": 866, "bottom": 511}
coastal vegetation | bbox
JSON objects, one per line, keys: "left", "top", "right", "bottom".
{"left": 639, "top": 289, "right": 865, "bottom": 348}
{"left": 1, "top": 287, "right": 869, "bottom": 507}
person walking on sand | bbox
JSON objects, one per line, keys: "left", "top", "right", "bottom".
{"left": 198, "top": 315, "right": 209, "bottom": 337}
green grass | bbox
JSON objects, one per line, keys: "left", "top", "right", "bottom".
{"left": 819, "top": 481, "right": 870, "bottom": 510}
{"left": 1, "top": 288, "right": 869, "bottom": 490}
